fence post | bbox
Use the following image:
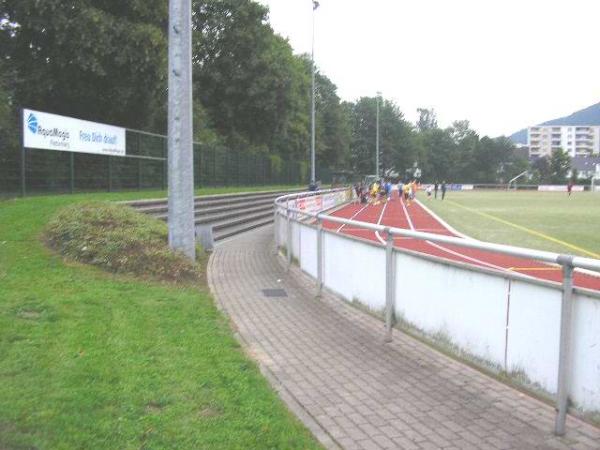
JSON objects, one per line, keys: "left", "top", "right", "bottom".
{"left": 69, "top": 152, "right": 75, "bottom": 194}
{"left": 162, "top": 138, "right": 167, "bottom": 191}
{"left": 555, "top": 255, "right": 574, "bottom": 436}
{"left": 316, "top": 216, "right": 323, "bottom": 297}
{"left": 384, "top": 228, "right": 396, "bottom": 343}
{"left": 137, "top": 158, "right": 142, "bottom": 190}
{"left": 20, "top": 145, "right": 26, "bottom": 197}
{"left": 273, "top": 207, "right": 279, "bottom": 250}
{"left": 107, "top": 156, "right": 113, "bottom": 192}
{"left": 286, "top": 204, "right": 292, "bottom": 270}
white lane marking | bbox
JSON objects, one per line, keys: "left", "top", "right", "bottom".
{"left": 399, "top": 197, "right": 512, "bottom": 273}
{"left": 336, "top": 203, "right": 370, "bottom": 232}
{"left": 415, "top": 199, "right": 472, "bottom": 240}
{"left": 374, "top": 201, "right": 388, "bottom": 244}
{"left": 417, "top": 200, "right": 599, "bottom": 281}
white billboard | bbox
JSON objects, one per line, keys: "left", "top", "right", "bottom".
{"left": 538, "top": 185, "right": 584, "bottom": 192}
{"left": 23, "top": 108, "right": 126, "bottom": 156}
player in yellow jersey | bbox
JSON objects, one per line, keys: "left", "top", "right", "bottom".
{"left": 402, "top": 182, "right": 411, "bottom": 206}
{"left": 370, "top": 182, "right": 380, "bottom": 205}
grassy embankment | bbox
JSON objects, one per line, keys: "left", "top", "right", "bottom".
{"left": 0, "top": 186, "right": 321, "bottom": 449}
{"left": 423, "top": 190, "right": 600, "bottom": 258}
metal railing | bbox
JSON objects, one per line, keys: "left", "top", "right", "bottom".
{"left": 274, "top": 190, "right": 600, "bottom": 436}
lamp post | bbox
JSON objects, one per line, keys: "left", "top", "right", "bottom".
{"left": 310, "top": 0, "right": 319, "bottom": 189}
{"left": 167, "top": 0, "right": 195, "bottom": 260}
{"left": 376, "top": 92, "right": 381, "bottom": 178}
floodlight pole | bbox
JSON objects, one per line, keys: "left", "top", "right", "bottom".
{"left": 310, "top": 1, "right": 318, "bottom": 186}
{"left": 376, "top": 92, "right": 381, "bottom": 178}
{"left": 167, "top": 0, "right": 195, "bottom": 260}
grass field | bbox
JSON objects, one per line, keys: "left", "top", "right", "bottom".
{"left": 423, "top": 190, "right": 600, "bottom": 259}
{"left": 0, "top": 186, "right": 320, "bottom": 449}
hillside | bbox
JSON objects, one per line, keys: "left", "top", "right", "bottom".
{"left": 509, "top": 101, "right": 600, "bottom": 144}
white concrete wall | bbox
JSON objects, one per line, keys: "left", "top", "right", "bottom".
{"left": 570, "top": 292, "right": 600, "bottom": 410}
{"left": 299, "top": 226, "right": 318, "bottom": 278}
{"left": 506, "top": 280, "right": 562, "bottom": 393}
{"left": 278, "top": 213, "right": 600, "bottom": 415}
{"left": 323, "top": 231, "right": 386, "bottom": 312}
{"left": 395, "top": 252, "right": 508, "bottom": 368}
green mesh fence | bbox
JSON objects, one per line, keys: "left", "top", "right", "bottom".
{"left": 0, "top": 128, "right": 333, "bottom": 197}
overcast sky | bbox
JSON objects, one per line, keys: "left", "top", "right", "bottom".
{"left": 257, "top": 0, "right": 600, "bottom": 137}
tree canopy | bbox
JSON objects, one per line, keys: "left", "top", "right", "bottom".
{"left": 1, "top": 0, "right": 535, "bottom": 184}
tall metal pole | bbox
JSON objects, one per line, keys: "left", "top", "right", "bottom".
{"left": 376, "top": 93, "right": 380, "bottom": 178}
{"left": 310, "top": 1, "right": 318, "bottom": 186}
{"left": 168, "top": 0, "right": 195, "bottom": 260}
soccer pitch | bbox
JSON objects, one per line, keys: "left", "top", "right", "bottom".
{"left": 423, "top": 190, "right": 600, "bottom": 259}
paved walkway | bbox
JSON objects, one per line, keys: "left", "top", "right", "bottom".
{"left": 208, "top": 226, "right": 600, "bottom": 450}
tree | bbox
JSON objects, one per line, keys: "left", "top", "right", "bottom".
{"left": 192, "top": 1, "right": 311, "bottom": 158}
{"left": 448, "top": 120, "right": 478, "bottom": 181}
{"left": 571, "top": 168, "right": 579, "bottom": 183}
{"left": 531, "top": 156, "right": 551, "bottom": 183}
{"left": 312, "top": 64, "right": 351, "bottom": 167}
{"left": 347, "top": 97, "right": 415, "bottom": 177}
{"left": 549, "top": 148, "right": 571, "bottom": 184}
{"left": 0, "top": 0, "right": 168, "bottom": 130}
{"left": 417, "top": 127, "right": 456, "bottom": 181}
{"left": 416, "top": 108, "right": 438, "bottom": 132}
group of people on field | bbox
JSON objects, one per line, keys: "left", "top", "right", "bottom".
{"left": 425, "top": 181, "right": 447, "bottom": 200}
{"left": 353, "top": 179, "right": 449, "bottom": 206}
{"left": 352, "top": 179, "right": 420, "bottom": 206}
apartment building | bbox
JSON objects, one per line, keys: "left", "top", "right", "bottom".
{"left": 528, "top": 125, "right": 600, "bottom": 158}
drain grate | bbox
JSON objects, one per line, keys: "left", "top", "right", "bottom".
{"left": 262, "top": 288, "right": 287, "bottom": 298}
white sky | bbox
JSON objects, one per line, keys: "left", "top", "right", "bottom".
{"left": 257, "top": 0, "right": 600, "bottom": 137}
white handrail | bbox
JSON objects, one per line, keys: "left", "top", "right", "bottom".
{"left": 275, "top": 192, "right": 600, "bottom": 273}
{"left": 274, "top": 189, "right": 600, "bottom": 436}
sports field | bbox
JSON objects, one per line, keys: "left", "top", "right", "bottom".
{"left": 424, "top": 190, "right": 600, "bottom": 259}
{"left": 322, "top": 190, "right": 600, "bottom": 290}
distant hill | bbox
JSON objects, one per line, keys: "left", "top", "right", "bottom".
{"left": 509, "top": 102, "right": 600, "bottom": 144}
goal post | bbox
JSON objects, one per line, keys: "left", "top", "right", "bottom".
{"left": 507, "top": 170, "right": 528, "bottom": 191}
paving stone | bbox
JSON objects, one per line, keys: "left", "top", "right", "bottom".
{"left": 208, "top": 226, "right": 600, "bottom": 450}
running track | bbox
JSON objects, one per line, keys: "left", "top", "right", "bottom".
{"left": 322, "top": 191, "right": 600, "bottom": 291}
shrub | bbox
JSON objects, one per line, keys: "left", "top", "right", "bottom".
{"left": 44, "top": 201, "right": 201, "bottom": 282}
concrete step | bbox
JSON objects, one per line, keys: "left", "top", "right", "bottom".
{"left": 127, "top": 188, "right": 299, "bottom": 243}
{"left": 127, "top": 188, "right": 317, "bottom": 243}
{"left": 206, "top": 209, "right": 274, "bottom": 232}
{"left": 150, "top": 197, "right": 275, "bottom": 221}
{"left": 125, "top": 188, "right": 302, "bottom": 210}
{"left": 213, "top": 216, "right": 274, "bottom": 242}
{"left": 195, "top": 203, "right": 273, "bottom": 225}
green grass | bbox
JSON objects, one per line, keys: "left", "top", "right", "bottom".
{"left": 423, "top": 190, "right": 600, "bottom": 258}
{"left": 0, "top": 187, "right": 320, "bottom": 449}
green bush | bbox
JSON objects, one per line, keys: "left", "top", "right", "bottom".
{"left": 44, "top": 201, "right": 201, "bottom": 282}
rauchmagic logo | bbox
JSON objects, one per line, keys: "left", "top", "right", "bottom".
{"left": 27, "top": 113, "right": 38, "bottom": 134}
{"left": 27, "top": 113, "right": 70, "bottom": 142}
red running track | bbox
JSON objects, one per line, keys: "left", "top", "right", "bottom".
{"left": 323, "top": 191, "right": 600, "bottom": 291}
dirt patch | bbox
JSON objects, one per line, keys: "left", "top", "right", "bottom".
{"left": 145, "top": 402, "right": 164, "bottom": 414}
{"left": 17, "top": 310, "right": 41, "bottom": 320}
{"left": 198, "top": 406, "right": 222, "bottom": 418}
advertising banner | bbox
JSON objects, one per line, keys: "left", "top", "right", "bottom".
{"left": 538, "top": 185, "right": 584, "bottom": 192}
{"left": 282, "top": 189, "right": 351, "bottom": 219}
{"left": 23, "top": 108, "right": 126, "bottom": 156}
